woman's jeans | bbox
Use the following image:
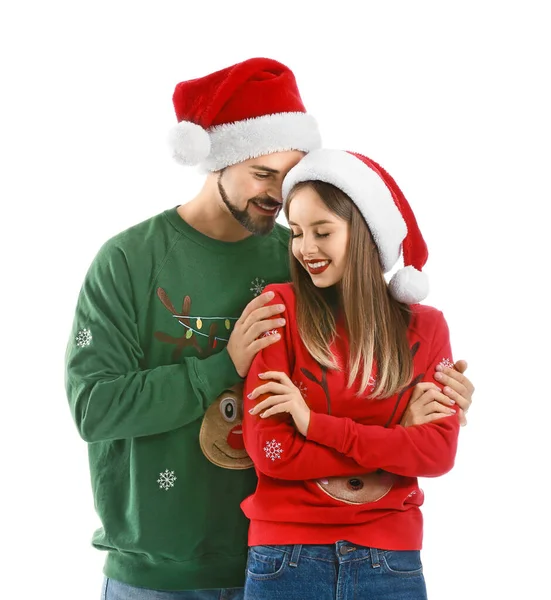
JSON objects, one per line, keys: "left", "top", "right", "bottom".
{"left": 102, "top": 578, "right": 244, "bottom": 600}
{"left": 244, "top": 541, "right": 427, "bottom": 600}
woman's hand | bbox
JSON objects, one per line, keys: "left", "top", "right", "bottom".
{"left": 400, "top": 382, "right": 457, "bottom": 427}
{"left": 248, "top": 371, "right": 311, "bottom": 436}
{"left": 434, "top": 360, "right": 474, "bottom": 426}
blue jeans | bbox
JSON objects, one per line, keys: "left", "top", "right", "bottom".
{"left": 244, "top": 542, "right": 427, "bottom": 600}
{"left": 102, "top": 578, "right": 244, "bottom": 600}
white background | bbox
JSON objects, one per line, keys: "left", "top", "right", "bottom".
{"left": 2, "top": 1, "right": 549, "bottom": 598}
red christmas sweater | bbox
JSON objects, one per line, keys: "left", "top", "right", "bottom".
{"left": 241, "top": 283, "right": 459, "bottom": 550}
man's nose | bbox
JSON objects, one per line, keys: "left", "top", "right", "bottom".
{"left": 269, "top": 186, "right": 283, "bottom": 204}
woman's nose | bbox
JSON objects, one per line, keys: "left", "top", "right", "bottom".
{"left": 301, "top": 234, "right": 318, "bottom": 257}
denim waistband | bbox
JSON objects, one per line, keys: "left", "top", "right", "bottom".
{"left": 251, "top": 541, "right": 385, "bottom": 566}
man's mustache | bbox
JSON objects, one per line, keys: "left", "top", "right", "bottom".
{"left": 249, "top": 195, "right": 281, "bottom": 208}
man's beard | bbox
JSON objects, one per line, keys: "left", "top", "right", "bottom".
{"left": 218, "top": 176, "right": 280, "bottom": 237}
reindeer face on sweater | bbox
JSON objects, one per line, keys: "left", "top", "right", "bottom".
{"left": 199, "top": 384, "right": 253, "bottom": 470}
{"left": 316, "top": 472, "right": 395, "bottom": 504}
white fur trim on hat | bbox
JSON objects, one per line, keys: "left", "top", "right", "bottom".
{"left": 198, "top": 112, "right": 321, "bottom": 172}
{"left": 283, "top": 149, "right": 407, "bottom": 272}
{"left": 169, "top": 121, "right": 212, "bottom": 166}
{"left": 388, "top": 266, "right": 429, "bottom": 304}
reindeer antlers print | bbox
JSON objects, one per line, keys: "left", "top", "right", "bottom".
{"left": 301, "top": 366, "right": 331, "bottom": 414}
{"left": 154, "top": 287, "right": 220, "bottom": 360}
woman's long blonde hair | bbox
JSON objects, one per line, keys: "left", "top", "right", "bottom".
{"left": 285, "top": 180, "right": 413, "bottom": 398}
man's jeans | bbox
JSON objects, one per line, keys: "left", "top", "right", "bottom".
{"left": 102, "top": 578, "right": 244, "bottom": 600}
{"left": 244, "top": 542, "right": 427, "bottom": 600}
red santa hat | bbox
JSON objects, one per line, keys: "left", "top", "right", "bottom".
{"left": 169, "top": 57, "right": 321, "bottom": 172}
{"left": 282, "top": 149, "right": 430, "bottom": 304}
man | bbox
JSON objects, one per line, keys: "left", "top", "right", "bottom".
{"left": 65, "top": 57, "right": 474, "bottom": 600}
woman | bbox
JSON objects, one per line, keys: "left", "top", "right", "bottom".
{"left": 241, "top": 149, "right": 460, "bottom": 599}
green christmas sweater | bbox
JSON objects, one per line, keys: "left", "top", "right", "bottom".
{"left": 65, "top": 207, "right": 291, "bottom": 590}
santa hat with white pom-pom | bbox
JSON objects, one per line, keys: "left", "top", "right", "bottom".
{"left": 169, "top": 57, "right": 321, "bottom": 172}
{"left": 282, "top": 149, "right": 430, "bottom": 304}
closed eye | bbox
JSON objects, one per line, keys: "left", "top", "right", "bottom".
{"left": 291, "top": 232, "right": 330, "bottom": 239}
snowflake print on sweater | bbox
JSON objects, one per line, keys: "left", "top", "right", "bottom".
{"left": 250, "top": 277, "right": 266, "bottom": 297}
{"left": 367, "top": 375, "right": 376, "bottom": 392}
{"left": 438, "top": 357, "right": 454, "bottom": 369}
{"left": 76, "top": 328, "right": 92, "bottom": 348}
{"left": 262, "top": 328, "right": 279, "bottom": 338}
{"left": 293, "top": 380, "right": 308, "bottom": 398}
{"left": 264, "top": 439, "right": 283, "bottom": 461}
{"left": 157, "top": 469, "right": 177, "bottom": 491}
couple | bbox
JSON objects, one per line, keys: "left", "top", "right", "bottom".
{"left": 65, "top": 58, "right": 474, "bottom": 600}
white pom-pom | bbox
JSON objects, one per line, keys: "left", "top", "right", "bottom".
{"left": 388, "top": 266, "right": 429, "bottom": 304}
{"left": 168, "top": 121, "right": 211, "bottom": 166}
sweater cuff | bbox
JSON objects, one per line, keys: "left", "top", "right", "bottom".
{"left": 195, "top": 348, "right": 243, "bottom": 408}
{"left": 306, "top": 411, "right": 348, "bottom": 452}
